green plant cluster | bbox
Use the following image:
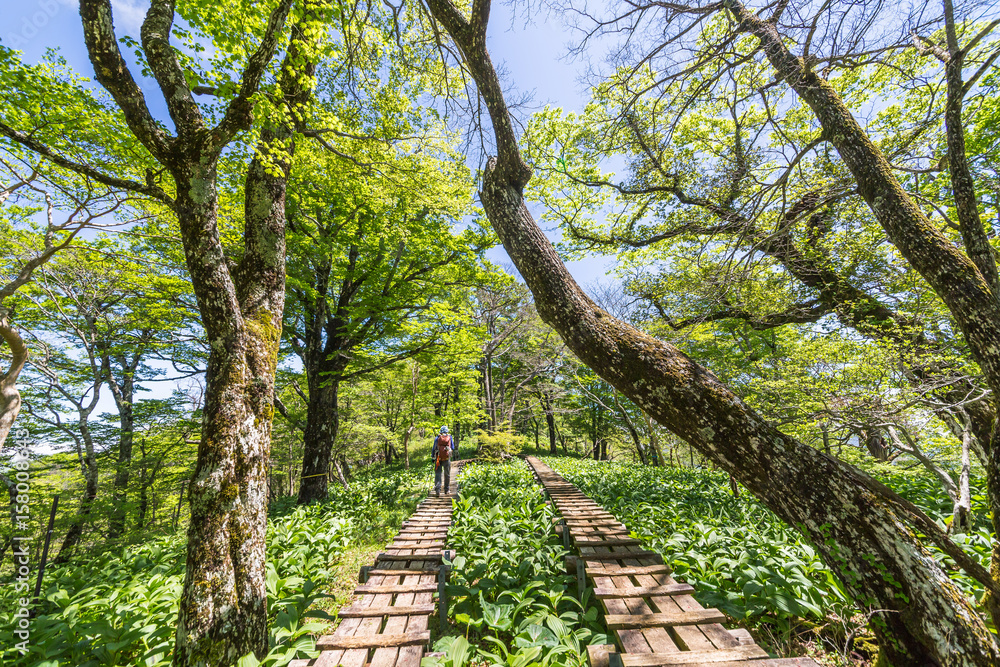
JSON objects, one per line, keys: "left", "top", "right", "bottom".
{"left": 0, "top": 467, "right": 430, "bottom": 667}
{"left": 542, "top": 457, "right": 991, "bottom": 634}
{"left": 425, "top": 461, "right": 607, "bottom": 667}
{"left": 472, "top": 428, "right": 528, "bottom": 462}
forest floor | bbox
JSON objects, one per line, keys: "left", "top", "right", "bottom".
{"left": 1, "top": 453, "right": 985, "bottom": 666}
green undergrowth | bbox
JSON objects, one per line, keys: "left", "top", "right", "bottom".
{"left": 426, "top": 460, "right": 607, "bottom": 667}
{"left": 0, "top": 465, "right": 432, "bottom": 667}
{"left": 543, "top": 456, "right": 991, "bottom": 659}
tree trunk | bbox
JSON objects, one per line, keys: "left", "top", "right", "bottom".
{"left": 298, "top": 368, "right": 343, "bottom": 504}
{"left": 61, "top": 0, "right": 305, "bottom": 660}
{"left": 107, "top": 366, "right": 135, "bottom": 538}
{"left": 0, "top": 311, "right": 27, "bottom": 453}
{"left": 173, "top": 480, "right": 186, "bottom": 532}
{"left": 542, "top": 393, "right": 557, "bottom": 454}
{"left": 480, "top": 158, "right": 996, "bottom": 660}
{"left": 646, "top": 412, "right": 666, "bottom": 467}
{"left": 422, "top": 1, "right": 1000, "bottom": 661}
{"left": 55, "top": 442, "right": 98, "bottom": 563}
{"left": 864, "top": 428, "right": 891, "bottom": 462}
{"left": 954, "top": 426, "right": 973, "bottom": 534}
{"left": 172, "top": 165, "right": 285, "bottom": 665}
{"left": 403, "top": 425, "right": 414, "bottom": 469}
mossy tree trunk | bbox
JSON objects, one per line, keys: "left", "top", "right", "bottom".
{"left": 75, "top": 0, "right": 320, "bottom": 663}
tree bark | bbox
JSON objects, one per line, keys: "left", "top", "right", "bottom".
{"left": 0, "top": 311, "right": 27, "bottom": 452}
{"left": 106, "top": 347, "right": 146, "bottom": 539}
{"left": 542, "top": 391, "right": 557, "bottom": 454}
{"left": 942, "top": 0, "right": 1000, "bottom": 303}
{"left": 422, "top": 0, "right": 1000, "bottom": 662}
{"left": 297, "top": 371, "right": 342, "bottom": 504}
{"left": 55, "top": 419, "right": 100, "bottom": 563}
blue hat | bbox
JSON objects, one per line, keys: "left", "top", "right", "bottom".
{"left": 440, "top": 426, "right": 449, "bottom": 434}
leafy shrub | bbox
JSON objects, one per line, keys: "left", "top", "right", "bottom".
{"left": 473, "top": 428, "right": 527, "bottom": 462}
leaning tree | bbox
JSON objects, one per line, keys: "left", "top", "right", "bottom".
{"left": 420, "top": 0, "right": 1000, "bottom": 663}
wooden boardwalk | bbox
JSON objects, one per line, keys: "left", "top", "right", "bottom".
{"left": 291, "top": 460, "right": 465, "bottom": 667}
{"left": 525, "top": 457, "right": 819, "bottom": 667}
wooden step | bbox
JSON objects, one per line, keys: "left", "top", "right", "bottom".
{"left": 575, "top": 538, "right": 642, "bottom": 547}
{"left": 403, "top": 521, "right": 451, "bottom": 527}
{"left": 376, "top": 553, "right": 444, "bottom": 562}
{"left": 315, "top": 630, "right": 431, "bottom": 650}
{"left": 354, "top": 583, "right": 438, "bottom": 594}
{"left": 604, "top": 609, "right": 726, "bottom": 629}
{"left": 593, "top": 583, "right": 694, "bottom": 598}
{"left": 576, "top": 551, "right": 662, "bottom": 562}
{"left": 366, "top": 568, "right": 440, "bottom": 577}
{"left": 339, "top": 603, "right": 436, "bottom": 617}
{"left": 397, "top": 530, "right": 449, "bottom": 536}
{"left": 586, "top": 565, "right": 671, "bottom": 576}
{"left": 613, "top": 645, "right": 784, "bottom": 665}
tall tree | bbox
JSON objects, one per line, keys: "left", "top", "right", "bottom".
{"left": 0, "top": 0, "right": 332, "bottom": 661}
{"left": 283, "top": 89, "right": 477, "bottom": 502}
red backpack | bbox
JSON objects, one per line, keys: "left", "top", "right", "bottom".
{"left": 436, "top": 434, "right": 452, "bottom": 464}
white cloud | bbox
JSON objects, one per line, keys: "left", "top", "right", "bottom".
{"left": 110, "top": 0, "right": 148, "bottom": 36}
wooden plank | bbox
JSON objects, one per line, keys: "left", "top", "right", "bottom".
{"left": 632, "top": 572, "right": 716, "bottom": 653}
{"left": 587, "top": 565, "right": 672, "bottom": 577}
{"left": 575, "top": 538, "right": 643, "bottom": 548}
{"left": 376, "top": 553, "right": 443, "bottom": 562}
{"left": 578, "top": 551, "right": 662, "bottom": 562}
{"left": 696, "top": 623, "right": 744, "bottom": 650}
{"left": 393, "top": 536, "right": 447, "bottom": 541}
{"left": 315, "top": 631, "right": 431, "bottom": 650}
{"left": 729, "top": 628, "right": 754, "bottom": 646}
{"left": 354, "top": 583, "right": 438, "bottom": 594}
{"left": 339, "top": 604, "right": 436, "bottom": 617}
{"left": 339, "top": 563, "right": 393, "bottom": 667}
{"left": 603, "top": 596, "right": 654, "bottom": 654}
{"left": 594, "top": 584, "right": 694, "bottom": 599}
{"left": 367, "top": 568, "right": 440, "bottom": 577}
{"left": 623, "top": 594, "right": 676, "bottom": 653}
{"left": 370, "top": 570, "right": 420, "bottom": 667}
{"left": 615, "top": 645, "right": 797, "bottom": 665}
{"left": 604, "top": 610, "right": 726, "bottom": 629}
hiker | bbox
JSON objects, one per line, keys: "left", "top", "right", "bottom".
{"left": 432, "top": 426, "right": 456, "bottom": 496}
